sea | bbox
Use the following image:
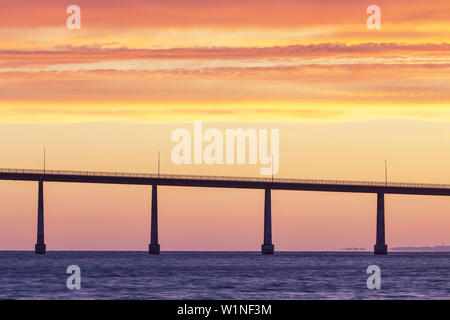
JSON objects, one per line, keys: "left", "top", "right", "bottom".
{"left": 0, "top": 251, "right": 449, "bottom": 300}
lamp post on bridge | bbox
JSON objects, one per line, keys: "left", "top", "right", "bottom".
{"left": 385, "top": 160, "right": 388, "bottom": 187}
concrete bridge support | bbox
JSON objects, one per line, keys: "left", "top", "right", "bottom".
{"left": 374, "top": 192, "right": 388, "bottom": 254}
{"left": 261, "top": 187, "right": 275, "bottom": 254}
{"left": 149, "top": 184, "right": 160, "bottom": 254}
{"left": 35, "top": 180, "right": 46, "bottom": 254}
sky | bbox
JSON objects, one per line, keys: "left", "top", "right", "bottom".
{"left": 0, "top": 0, "right": 449, "bottom": 251}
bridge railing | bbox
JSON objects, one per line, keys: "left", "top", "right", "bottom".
{"left": 0, "top": 168, "right": 449, "bottom": 190}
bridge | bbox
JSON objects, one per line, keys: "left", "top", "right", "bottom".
{"left": 1, "top": 168, "right": 449, "bottom": 255}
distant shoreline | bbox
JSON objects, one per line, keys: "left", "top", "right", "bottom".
{"left": 343, "top": 245, "right": 450, "bottom": 252}
{"left": 390, "top": 245, "right": 450, "bottom": 252}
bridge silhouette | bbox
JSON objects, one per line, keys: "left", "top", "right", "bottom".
{"left": 1, "top": 168, "right": 449, "bottom": 255}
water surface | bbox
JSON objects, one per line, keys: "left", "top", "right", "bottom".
{"left": 0, "top": 251, "right": 449, "bottom": 299}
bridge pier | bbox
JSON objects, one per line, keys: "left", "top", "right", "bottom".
{"left": 261, "top": 187, "right": 274, "bottom": 254}
{"left": 149, "top": 184, "right": 160, "bottom": 254}
{"left": 374, "top": 192, "right": 388, "bottom": 254}
{"left": 35, "top": 180, "right": 46, "bottom": 254}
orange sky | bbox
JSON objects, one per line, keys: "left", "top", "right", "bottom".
{"left": 0, "top": 0, "right": 449, "bottom": 251}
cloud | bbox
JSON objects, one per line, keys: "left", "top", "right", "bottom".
{"left": 1, "top": 42, "right": 450, "bottom": 70}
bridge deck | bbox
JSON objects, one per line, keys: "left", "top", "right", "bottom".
{"left": 1, "top": 168, "right": 450, "bottom": 196}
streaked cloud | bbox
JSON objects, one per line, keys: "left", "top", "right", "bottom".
{"left": 2, "top": 42, "right": 450, "bottom": 70}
